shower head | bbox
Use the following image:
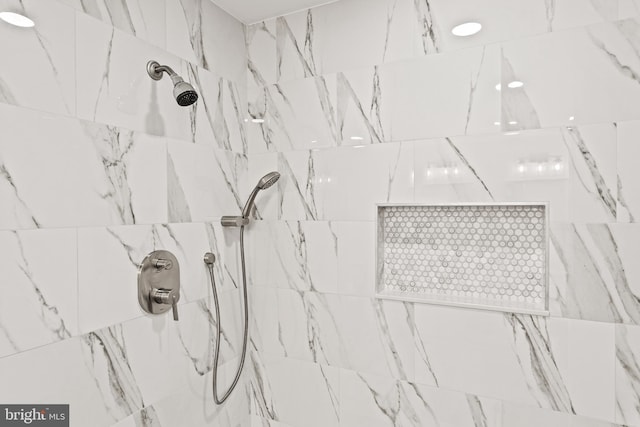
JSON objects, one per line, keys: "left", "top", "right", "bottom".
{"left": 241, "top": 171, "right": 280, "bottom": 218}
{"left": 147, "top": 60, "right": 199, "bottom": 107}
{"left": 257, "top": 171, "right": 280, "bottom": 190}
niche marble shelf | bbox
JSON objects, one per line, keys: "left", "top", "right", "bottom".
{"left": 376, "top": 203, "right": 549, "bottom": 315}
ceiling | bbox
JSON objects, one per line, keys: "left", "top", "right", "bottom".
{"left": 211, "top": 0, "right": 340, "bottom": 24}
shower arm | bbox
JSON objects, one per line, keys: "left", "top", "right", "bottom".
{"left": 147, "top": 61, "right": 183, "bottom": 84}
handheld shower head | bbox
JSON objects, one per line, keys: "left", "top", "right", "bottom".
{"left": 257, "top": 171, "right": 280, "bottom": 190}
{"left": 147, "top": 60, "right": 199, "bottom": 107}
{"left": 241, "top": 172, "right": 280, "bottom": 218}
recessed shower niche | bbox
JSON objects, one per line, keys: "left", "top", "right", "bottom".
{"left": 376, "top": 203, "right": 549, "bottom": 315}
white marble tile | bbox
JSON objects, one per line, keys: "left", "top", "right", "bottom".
{"left": 189, "top": 64, "right": 248, "bottom": 154}
{"left": 111, "top": 407, "right": 163, "bottom": 427}
{"left": 249, "top": 287, "right": 281, "bottom": 358}
{"left": 63, "top": 0, "right": 166, "bottom": 48}
{"left": 617, "top": 120, "right": 640, "bottom": 222}
{"left": 561, "top": 319, "right": 616, "bottom": 422}
{"left": 250, "top": 357, "right": 339, "bottom": 427}
{"left": 335, "top": 221, "right": 377, "bottom": 297}
{"left": 383, "top": 45, "right": 500, "bottom": 141}
{"left": 76, "top": 13, "right": 194, "bottom": 140}
{"left": 336, "top": 67, "right": 392, "bottom": 145}
{"left": 620, "top": 0, "right": 640, "bottom": 19}
{"left": 569, "top": 417, "right": 625, "bottom": 427}
{"left": 0, "top": 229, "right": 77, "bottom": 358}
{"left": 501, "top": 402, "right": 569, "bottom": 427}
{"left": 246, "top": 20, "right": 278, "bottom": 88}
{"left": 501, "top": 18, "right": 640, "bottom": 130}
{"left": 268, "top": 0, "right": 618, "bottom": 87}
{"left": 151, "top": 384, "right": 249, "bottom": 427}
{"left": 250, "top": 75, "right": 338, "bottom": 152}
{"left": 81, "top": 122, "right": 169, "bottom": 226}
{"left": 562, "top": 124, "right": 617, "bottom": 223}
{"left": 411, "top": 0, "right": 617, "bottom": 57}
{"left": 0, "top": 0, "right": 75, "bottom": 116}
{"left": 249, "top": 416, "right": 292, "bottom": 427}
{"left": 248, "top": 221, "right": 338, "bottom": 292}
{"left": 340, "top": 296, "right": 414, "bottom": 381}
{"left": 277, "top": 150, "right": 323, "bottom": 220}
{"left": 414, "top": 130, "right": 572, "bottom": 221}
{"left": 414, "top": 305, "right": 572, "bottom": 411}
{"left": 0, "top": 104, "right": 166, "bottom": 230}
{"left": 246, "top": 349, "right": 278, "bottom": 420}
{"left": 169, "top": 296, "right": 244, "bottom": 394}
{"left": 413, "top": 137, "right": 497, "bottom": 205}
{"left": 315, "top": 0, "right": 415, "bottom": 74}
{"left": 502, "top": 402, "right": 625, "bottom": 427}
{"left": 0, "top": 337, "right": 115, "bottom": 426}
{"left": 279, "top": 143, "right": 414, "bottom": 221}
{"left": 340, "top": 369, "right": 502, "bottom": 427}
{"left": 548, "top": 222, "right": 571, "bottom": 318}
{"left": 204, "top": 222, "right": 244, "bottom": 295}
{"left": 276, "top": 289, "right": 342, "bottom": 366}
{"left": 167, "top": 141, "right": 247, "bottom": 223}
{"left": 565, "top": 224, "right": 640, "bottom": 324}
{"left": 275, "top": 11, "right": 325, "bottom": 83}
{"left": 615, "top": 323, "right": 640, "bottom": 426}
{"left": 245, "top": 220, "right": 278, "bottom": 288}
{"left": 166, "top": 0, "right": 246, "bottom": 83}
{"left": 282, "top": 221, "right": 338, "bottom": 292}
{"left": 80, "top": 315, "right": 175, "bottom": 423}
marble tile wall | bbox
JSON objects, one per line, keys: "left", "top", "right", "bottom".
{"left": 244, "top": 0, "right": 640, "bottom": 426}
{"left": 0, "top": 0, "right": 250, "bottom": 426}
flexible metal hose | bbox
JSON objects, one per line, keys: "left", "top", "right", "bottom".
{"left": 205, "top": 225, "right": 249, "bottom": 404}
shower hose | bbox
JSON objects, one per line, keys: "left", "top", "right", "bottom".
{"left": 204, "top": 225, "right": 249, "bottom": 405}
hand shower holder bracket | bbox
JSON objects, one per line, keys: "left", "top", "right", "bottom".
{"left": 221, "top": 216, "right": 250, "bottom": 227}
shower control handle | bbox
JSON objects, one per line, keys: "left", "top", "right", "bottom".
{"left": 151, "top": 288, "right": 180, "bottom": 321}
{"left": 138, "top": 250, "right": 181, "bottom": 320}
{"left": 152, "top": 258, "right": 172, "bottom": 270}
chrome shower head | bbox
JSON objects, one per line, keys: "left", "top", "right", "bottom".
{"left": 241, "top": 171, "right": 280, "bottom": 218}
{"left": 147, "top": 60, "right": 199, "bottom": 107}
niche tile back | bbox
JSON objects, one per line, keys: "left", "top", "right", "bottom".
{"left": 376, "top": 204, "right": 549, "bottom": 315}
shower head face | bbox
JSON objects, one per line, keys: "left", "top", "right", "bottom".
{"left": 258, "top": 171, "right": 280, "bottom": 189}
{"left": 173, "top": 81, "right": 198, "bottom": 106}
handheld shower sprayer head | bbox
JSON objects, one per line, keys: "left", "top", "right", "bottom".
{"left": 147, "top": 60, "right": 199, "bottom": 107}
{"left": 241, "top": 171, "right": 281, "bottom": 219}
{"left": 257, "top": 171, "right": 281, "bottom": 190}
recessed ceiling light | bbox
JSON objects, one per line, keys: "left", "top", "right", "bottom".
{"left": 495, "top": 83, "right": 501, "bottom": 91}
{"left": 493, "top": 121, "right": 500, "bottom": 126}
{"left": 507, "top": 81, "right": 524, "bottom": 88}
{"left": 0, "top": 12, "right": 35, "bottom": 28}
{"left": 251, "top": 118, "right": 265, "bottom": 123}
{"left": 451, "top": 22, "right": 482, "bottom": 37}
{"left": 509, "top": 121, "right": 518, "bottom": 125}
{"left": 350, "top": 136, "right": 364, "bottom": 141}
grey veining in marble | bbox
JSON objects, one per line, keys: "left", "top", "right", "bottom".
{"left": 507, "top": 315, "right": 574, "bottom": 413}
{"left": 82, "top": 327, "right": 147, "bottom": 421}
{"left": 563, "top": 126, "right": 617, "bottom": 220}
{"left": 0, "top": 160, "right": 40, "bottom": 229}
{"left": 412, "top": 0, "right": 441, "bottom": 55}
